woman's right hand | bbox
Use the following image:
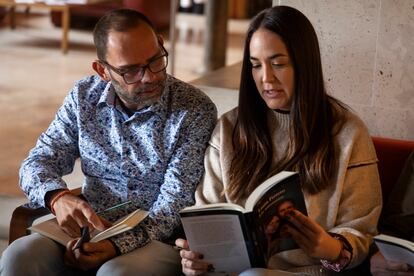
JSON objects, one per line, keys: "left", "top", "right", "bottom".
{"left": 175, "top": 238, "right": 212, "bottom": 276}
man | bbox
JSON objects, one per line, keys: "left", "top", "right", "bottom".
{"left": 0, "top": 9, "right": 216, "bottom": 275}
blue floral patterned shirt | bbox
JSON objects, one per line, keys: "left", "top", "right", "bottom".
{"left": 19, "top": 75, "right": 217, "bottom": 254}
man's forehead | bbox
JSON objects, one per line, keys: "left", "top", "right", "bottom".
{"left": 105, "top": 25, "right": 159, "bottom": 65}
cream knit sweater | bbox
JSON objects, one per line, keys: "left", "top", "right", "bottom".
{"left": 195, "top": 107, "right": 382, "bottom": 273}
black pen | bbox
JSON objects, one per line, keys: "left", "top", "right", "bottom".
{"left": 73, "top": 227, "right": 90, "bottom": 252}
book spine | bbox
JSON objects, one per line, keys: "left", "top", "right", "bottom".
{"left": 243, "top": 212, "right": 266, "bottom": 267}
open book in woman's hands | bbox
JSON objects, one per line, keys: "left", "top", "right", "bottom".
{"left": 30, "top": 209, "right": 148, "bottom": 245}
{"left": 179, "top": 171, "right": 307, "bottom": 274}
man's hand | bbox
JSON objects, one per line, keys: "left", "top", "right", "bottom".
{"left": 51, "top": 192, "right": 108, "bottom": 237}
{"left": 64, "top": 239, "right": 117, "bottom": 271}
{"left": 283, "top": 210, "right": 342, "bottom": 261}
{"left": 175, "top": 238, "right": 212, "bottom": 276}
{"left": 371, "top": 250, "right": 414, "bottom": 276}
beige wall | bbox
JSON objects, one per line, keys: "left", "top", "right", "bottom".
{"left": 273, "top": 0, "right": 414, "bottom": 140}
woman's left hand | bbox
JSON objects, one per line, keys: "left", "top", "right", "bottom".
{"left": 283, "top": 210, "right": 342, "bottom": 261}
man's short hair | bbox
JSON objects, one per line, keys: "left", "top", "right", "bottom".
{"left": 93, "top": 8, "right": 156, "bottom": 61}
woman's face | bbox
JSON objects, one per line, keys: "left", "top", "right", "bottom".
{"left": 249, "top": 28, "right": 295, "bottom": 111}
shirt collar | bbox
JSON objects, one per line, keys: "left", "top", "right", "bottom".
{"left": 97, "top": 81, "right": 115, "bottom": 108}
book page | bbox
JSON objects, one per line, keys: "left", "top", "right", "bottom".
{"left": 29, "top": 218, "right": 72, "bottom": 245}
{"left": 180, "top": 202, "right": 245, "bottom": 213}
{"left": 181, "top": 214, "right": 251, "bottom": 274}
{"left": 374, "top": 234, "right": 414, "bottom": 267}
{"left": 91, "top": 209, "right": 148, "bottom": 242}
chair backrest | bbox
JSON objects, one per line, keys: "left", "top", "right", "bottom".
{"left": 372, "top": 136, "right": 414, "bottom": 206}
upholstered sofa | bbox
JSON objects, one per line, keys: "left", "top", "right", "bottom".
{"left": 7, "top": 136, "right": 414, "bottom": 274}
{"left": 50, "top": 0, "right": 171, "bottom": 30}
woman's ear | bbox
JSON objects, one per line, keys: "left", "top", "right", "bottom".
{"left": 92, "top": 61, "right": 110, "bottom": 82}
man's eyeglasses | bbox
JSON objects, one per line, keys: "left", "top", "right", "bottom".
{"left": 100, "top": 46, "right": 168, "bottom": 84}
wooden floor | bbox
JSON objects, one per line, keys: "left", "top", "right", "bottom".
{"left": 0, "top": 9, "right": 247, "bottom": 196}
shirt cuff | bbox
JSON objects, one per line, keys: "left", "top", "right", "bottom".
{"left": 320, "top": 232, "right": 353, "bottom": 272}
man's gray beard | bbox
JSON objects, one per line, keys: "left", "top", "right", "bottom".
{"left": 111, "top": 78, "right": 163, "bottom": 109}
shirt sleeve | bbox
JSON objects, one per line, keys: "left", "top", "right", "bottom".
{"left": 329, "top": 138, "right": 383, "bottom": 268}
{"left": 110, "top": 101, "right": 217, "bottom": 254}
{"left": 19, "top": 88, "right": 80, "bottom": 208}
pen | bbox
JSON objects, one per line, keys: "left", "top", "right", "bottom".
{"left": 96, "top": 200, "right": 132, "bottom": 215}
{"left": 73, "top": 227, "right": 90, "bottom": 252}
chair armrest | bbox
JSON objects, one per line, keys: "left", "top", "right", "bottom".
{"left": 8, "top": 187, "right": 82, "bottom": 244}
{"left": 8, "top": 205, "right": 50, "bottom": 244}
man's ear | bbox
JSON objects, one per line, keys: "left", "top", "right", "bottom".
{"left": 92, "top": 61, "right": 110, "bottom": 82}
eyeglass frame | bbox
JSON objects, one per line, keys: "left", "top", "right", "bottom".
{"left": 99, "top": 44, "right": 169, "bottom": 85}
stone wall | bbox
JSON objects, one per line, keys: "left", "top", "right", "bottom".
{"left": 273, "top": 0, "right": 413, "bottom": 140}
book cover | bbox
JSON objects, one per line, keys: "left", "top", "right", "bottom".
{"left": 179, "top": 171, "right": 307, "bottom": 273}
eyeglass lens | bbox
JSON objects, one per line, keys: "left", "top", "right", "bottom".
{"left": 123, "top": 55, "right": 168, "bottom": 84}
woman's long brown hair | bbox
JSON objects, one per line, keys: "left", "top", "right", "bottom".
{"left": 228, "top": 6, "right": 346, "bottom": 201}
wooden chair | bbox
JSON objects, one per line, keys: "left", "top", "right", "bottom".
{"left": 8, "top": 187, "right": 81, "bottom": 244}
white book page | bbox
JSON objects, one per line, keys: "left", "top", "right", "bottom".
{"left": 30, "top": 209, "right": 148, "bottom": 245}
{"left": 182, "top": 214, "right": 251, "bottom": 273}
{"left": 376, "top": 241, "right": 414, "bottom": 267}
{"left": 91, "top": 209, "right": 148, "bottom": 242}
{"left": 180, "top": 202, "right": 245, "bottom": 213}
{"left": 29, "top": 218, "right": 71, "bottom": 245}
{"left": 374, "top": 234, "right": 414, "bottom": 267}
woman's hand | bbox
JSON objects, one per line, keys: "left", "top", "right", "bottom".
{"left": 283, "top": 210, "right": 342, "bottom": 261}
{"left": 175, "top": 238, "right": 212, "bottom": 276}
{"left": 370, "top": 250, "right": 413, "bottom": 276}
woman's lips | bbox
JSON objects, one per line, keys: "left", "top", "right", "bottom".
{"left": 263, "top": 89, "right": 284, "bottom": 98}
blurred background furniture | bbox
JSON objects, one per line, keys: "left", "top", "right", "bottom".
{"left": 50, "top": 0, "right": 171, "bottom": 31}
{"left": 0, "top": 6, "right": 6, "bottom": 21}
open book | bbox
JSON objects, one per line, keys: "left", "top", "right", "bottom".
{"left": 374, "top": 234, "right": 414, "bottom": 267}
{"left": 30, "top": 209, "right": 148, "bottom": 245}
{"left": 179, "top": 171, "right": 307, "bottom": 273}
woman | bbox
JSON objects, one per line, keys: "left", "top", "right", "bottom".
{"left": 176, "top": 6, "right": 382, "bottom": 275}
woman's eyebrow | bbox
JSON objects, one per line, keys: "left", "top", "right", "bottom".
{"left": 250, "top": 53, "right": 287, "bottom": 61}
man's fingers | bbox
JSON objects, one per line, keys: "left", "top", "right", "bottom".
{"left": 99, "top": 217, "right": 113, "bottom": 228}
{"left": 82, "top": 207, "right": 106, "bottom": 231}
{"left": 61, "top": 219, "right": 81, "bottom": 238}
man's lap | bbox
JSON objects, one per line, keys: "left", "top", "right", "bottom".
{"left": 1, "top": 233, "right": 181, "bottom": 276}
